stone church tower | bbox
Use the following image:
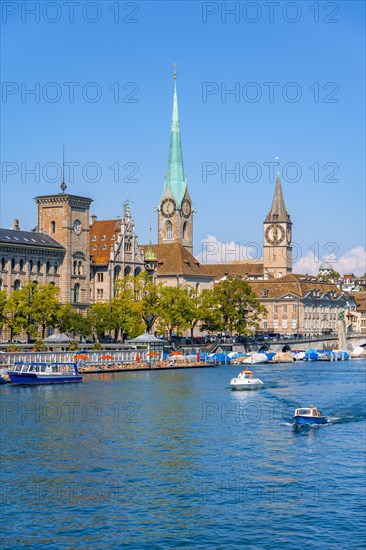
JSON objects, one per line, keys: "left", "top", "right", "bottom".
{"left": 263, "top": 174, "right": 292, "bottom": 278}
{"left": 157, "top": 70, "right": 193, "bottom": 252}
{"left": 35, "top": 187, "right": 92, "bottom": 308}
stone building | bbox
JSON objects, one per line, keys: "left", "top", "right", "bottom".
{"left": 0, "top": 220, "right": 65, "bottom": 296}
{"left": 89, "top": 202, "right": 145, "bottom": 303}
{"left": 248, "top": 274, "right": 357, "bottom": 336}
{"left": 35, "top": 191, "right": 92, "bottom": 309}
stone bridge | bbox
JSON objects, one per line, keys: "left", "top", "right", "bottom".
{"left": 225, "top": 334, "right": 366, "bottom": 353}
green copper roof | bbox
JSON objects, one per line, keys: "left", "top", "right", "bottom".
{"left": 160, "top": 79, "right": 187, "bottom": 208}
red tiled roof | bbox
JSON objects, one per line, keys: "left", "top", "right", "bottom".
{"left": 204, "top": 262, "right": 264, "bottom": 280}
{"left": 90, "top": 220, "right": 120, "bottom": 265}
{"left": 140, "top": 243, "right": 212, "bottom": 278}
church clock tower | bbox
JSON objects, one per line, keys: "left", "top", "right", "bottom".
{"left": 35, "top": 182, "right": 92, "bottom": 308}
{"left": 158, "top": 68, "right": 193, "bottom": 252}
{"left": 263, "top": 173, "right": 292, "bottom": 278}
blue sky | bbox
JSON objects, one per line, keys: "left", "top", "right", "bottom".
{"left": 1, "top": 1, "right": 365, "bottom": 273}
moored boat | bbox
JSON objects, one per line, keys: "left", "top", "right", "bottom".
{"left": 230, "top": 368, "right": 264, "bottom": 390}
{"left": 8, "top": 362, "right": 82, "bottom": 385}
{"left": 293, "top": 405, "right": 327, "bottom": 425}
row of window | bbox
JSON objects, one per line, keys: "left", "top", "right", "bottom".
{"left": 1, "top": 258, "right": 59, "bottom": 274}
{"left": 94, "top": 267, "right": 141, "bottom": 283}
{"left": 92, "top": 234, "right": 116, "bottom": 241}
{"left": 273, "top": 305, "right": 298, "bottom": 313}
{"left": 164, "top": 221, "right": 188, "bottom": 240}
{"left": 0, "top": 279, "right": 56, "bottom": 291}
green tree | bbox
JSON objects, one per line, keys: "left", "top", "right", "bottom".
{"left": 208, "top": 278, "right": 267, "bottom": 336}
{"left": 4, "top": 289, "right": 30, "bottom": 340}
{"left": 87, "top": 303, "right": 114, "bottom": 342}
{"left": 155, "top": 286, "right": 191, "bottom": 339}
{"left": 181, "top": 287, "right": 211, "bottom": 338}
{"left": 133, "top": 272, "right": 162, "bottom": 334}
{"left": 113, "top": 276, "right": 144, "bottom": 341}
{"left": 57, "top": 303, "right": 84, "bottom": 336}
{"left": 32, "top": 284, "right": 60, "bottom": 339}
{"left": 0, "top": 290, "right": 7, "bottom": 333}
{"left": 321, "top": 270, "right": 341, "bottom": 281}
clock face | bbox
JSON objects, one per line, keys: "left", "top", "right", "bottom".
{"left": 160, "top": 198, "right": 177, "bottom": 218}
{"left": 286, "top": 226, "right": 292, "bottom": 244}
{"left": 265, "top": 224, "right": 285, "bottom": 245}
{"left": 181, "top": 198, "right": 192, "bottom": 219}
{"left": 73, "top": 219, "right": 82, "bottom": 235}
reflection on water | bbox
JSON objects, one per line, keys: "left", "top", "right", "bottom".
{"left": 1, "top": 359, "right": 365, "bottom": 548}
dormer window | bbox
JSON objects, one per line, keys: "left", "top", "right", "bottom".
{"left": 102, "top": 235, "right": 106, "bottom": 241}
{"left": 102, "top": 244, "right": 107, "bottom": 250}
{"left": 262, "top": 289, "right": 269, "bottom": 297}
{"left": 92, "top": 235, "right": 96, "bottom": 241}
{"left": 111, "top": 235, "right": 115, "bottom": 240}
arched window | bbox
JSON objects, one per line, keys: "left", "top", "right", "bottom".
{"left": 50, "top": 221, "right": 56, "bottom": 234}
{"left": 46, "top": 261, "right": 50, "bottom": 274}
{"left": 182, "top": 221, "right": 187, "bottom": 240}
{"left": 14, "top": 279, "right": 21, "bottom": 290}
{"left": 78, "top": 261, "right": 82, "bottom": 275}
{"left": 29, "top": 260, "right": 33, "bottom": 272}
{"left": 73, "top": 283, "right": 80, "bottom": 303}
{"left": 37, "top": 261, "right": 41, "bottom": 272}
{"left": 134, "top": 267, "right": 141, "bottom": 276}
{"left": 1, "top": 258, "right": 5, "bottom": 270}
{"left": 124, "top": 266, "right": 131, "bottom": 277}
{"left": 11, "top": 259, "right": 15, "bottom": 271}
{"left": 19, "top": 259, "right": 24, "bottom": 271}
{"left": 54, "top": 264, "right": 58, "bottom": 274}
{"left": 0, "top": 279, "right": 2, "bottom": 290}
{"left": 165, "top": 221, "right": 173, "bottom": 240}
{"left": 73, "top": 261, "right": 77, "bottom": 275}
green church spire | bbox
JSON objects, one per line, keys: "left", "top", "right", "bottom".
{"left": 160, "top": 66, "right": 187, "bottom": 208}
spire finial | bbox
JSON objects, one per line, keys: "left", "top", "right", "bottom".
{"left": 275, "top": 156, "right": 280, "bottom": 177}
{"left": 60, "top": 145, "right": 67, "bottom": 193}
{"left": 173, "top": 62, "right": 177, "bottom": 80}
{"left": 149, "top": 218, "right": 153, "bottom": 243}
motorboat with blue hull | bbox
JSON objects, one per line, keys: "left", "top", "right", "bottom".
{"left": 8, "top": 362, "right": 82, "bottom": 385}
{"left": 293, "top": 406, "right": 327, "bottom": 426}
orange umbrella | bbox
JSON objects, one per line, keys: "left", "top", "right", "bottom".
{"left": 136, "top": 354, "right": 141, "bottom": 363}
{"left": 147, "top": 351, "right": 160, "bottom": 356}
{"left": 74, "top": 353, "right": 88, "bottom": 359}
{"left": 101, "top": 354, "right": 113, "bottom": 360}
{"left": 171, "top": 351, "right": 182, "bottom": 356}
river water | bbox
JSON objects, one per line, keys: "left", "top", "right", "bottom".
{"left": 1, "top": 360, "right": 365, "bottom": 549}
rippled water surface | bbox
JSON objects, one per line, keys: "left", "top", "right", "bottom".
{"left": 1, "top": 360, "right": 365, "bottom": 549}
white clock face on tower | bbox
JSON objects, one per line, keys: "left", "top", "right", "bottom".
{"left": 73, "top": 219, "right": 82, "bottom": 235}
{"left": 265, "top": 224, "right": 285, "bottom": 245}
{"left": 160, "top": 198, "right": 177, "bottom": 218}
{"left": 181, "top": 198, "right": 191, "bottom": 219}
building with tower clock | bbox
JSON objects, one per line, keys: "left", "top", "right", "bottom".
{"left": 1, "top": 69, "right": 360, "bottom": 340}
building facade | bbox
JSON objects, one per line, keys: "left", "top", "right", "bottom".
{"left": 35, "top": 192, "right": 92, "bottom": 309}
{"left": 89, "top": 202, "right": 145, "bottom": 303}
{"left": 0, "top": 220, "right": 65, "bottom": 296}
{"left": 248, "top": 274, "right": 357, "bottom": 336}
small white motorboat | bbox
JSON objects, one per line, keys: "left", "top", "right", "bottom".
{"left": 230, "top": 368, "right": 264, "bottom": 390}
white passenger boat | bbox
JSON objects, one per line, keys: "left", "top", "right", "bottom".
{"left": 230, "top": 368, "right": 264, "bottom": 390}
{"left": 8, "top": 362, "right": 82, "bottom": 385}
